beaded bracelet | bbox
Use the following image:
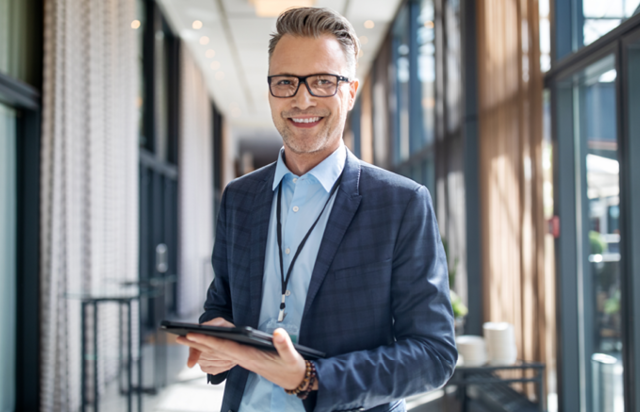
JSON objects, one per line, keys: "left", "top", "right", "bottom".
{"left": 284, "top": 360, "right": 316, "bottom": 399}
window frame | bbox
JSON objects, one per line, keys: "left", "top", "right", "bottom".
{"left": 548, "top": 7, "right": 640, "bottom": 410}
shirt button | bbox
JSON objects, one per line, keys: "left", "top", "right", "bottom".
{"left": 292, "top": 206, "right": 299, "bottom": 212}
{"left": 292, "top": 178, "right": 298, "bottom": 183}
{"left": 285, "top": 248, "right": 291, "bottom": 254}
{"left": 285, "top": 290, "right": 291, "bottom": 296}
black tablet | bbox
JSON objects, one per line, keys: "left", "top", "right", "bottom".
{"left": 160, "top": 320, "right": 326, "bottom": 360}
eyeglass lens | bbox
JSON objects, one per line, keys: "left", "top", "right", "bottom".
{"left": 270, "top": 75, "right": 339, "bottom": 97}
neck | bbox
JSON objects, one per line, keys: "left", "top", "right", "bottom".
{"left": 283, "top": 143, "right": 342, "bottom": 176}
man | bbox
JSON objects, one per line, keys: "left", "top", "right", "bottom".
{"left": 177, "top": 7, "right": 457, "bottom": 412}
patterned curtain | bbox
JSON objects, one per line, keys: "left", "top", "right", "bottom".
{"left": 178, "top": 43, "right": 214, "bottom": 317}
{"left": 40, "top": 0, "right": 138, "bottom": 410}
{"left": 476, "top": 0, "right": 549, "bottom": 400}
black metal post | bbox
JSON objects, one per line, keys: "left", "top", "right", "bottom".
{"left": 127, "top": 300, "right": 133, "bottom": 412}
{"left": 81, "top": 301, "right": 86, "bottom": 412}
{"left": 119, "top": 303, "right": 124, "bottom": 394}
{"left": 138, "top": 298, "right": 143, "bottom": 412}
{"left": 93, "top": 302, "right": 99, "bottom": 412}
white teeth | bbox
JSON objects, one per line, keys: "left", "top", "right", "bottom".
{"left": 291, "top": 117, "right": 321, "bottom": 123}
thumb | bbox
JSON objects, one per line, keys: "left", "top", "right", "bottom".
{"left": 273, "top": 328, "right": 298, "bottom": 364}
{"left": 187, "top": 347, "right": 202, "bottom": 368}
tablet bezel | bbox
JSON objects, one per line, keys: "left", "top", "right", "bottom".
{"left": 160, "top": 320, "right": 326, "bottom": 360}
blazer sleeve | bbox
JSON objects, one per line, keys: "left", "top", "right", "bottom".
{"left": 311, "top": 185, "right": 458, "bottom": 412}
{"left": 199, "top": 188, "right": 235, "bottom": 384}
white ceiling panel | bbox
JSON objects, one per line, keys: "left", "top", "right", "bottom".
{"left": 346, "top": 0, "right": 401, "bottom": 22}
{"left": 159, "top": 0, "right": 403, "bottom": 137}
{"left": 228, "top": 18, "right": 278, "bottom": 48}
{"left": 221, "top": 0, "right": 258, "bottom": 16}
{"left": 316, "top": 0, "right": 347, "bottom": 13}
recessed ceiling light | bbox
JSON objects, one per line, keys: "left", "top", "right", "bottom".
{"left": 192, "top": 20, "right": 203, "bottom": 29}
{"left": 200, "top": 36, "right": 210, "bottom": 45}
{"left": 248, "top": 0, "right": 316, "bottom": 17}
{"left": 359, "top": 36, "right": 369, "bottom": 45}
{"left": 364, "top": 20, "right": 375, "bottom": 29}
{"left": 215, "top": 71, "right": 225, "bottom": 80}
{"left": 131, "top": 20, "right": 141, "bottom": 29}
{"left": 206, "top": 49, "right": 216, "bottom": 58}
{"left": 210, "top": 61, "right": 221, "bottom": 70}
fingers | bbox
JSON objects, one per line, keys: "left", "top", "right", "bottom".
{"left": 187, "top": 347, "right": 201, "bottom": 368}
{"left": 272, "top": 328, "right": 299, "bottom": 365}
{"left": 202, "top": 317, "right": 235, "bottom": 328}
{"left": 198, "top": 359, "right": 237, "bottom": 375}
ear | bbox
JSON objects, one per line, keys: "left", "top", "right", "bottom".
{"left": 347, "top": 79, "right": 359, "bottom": 111}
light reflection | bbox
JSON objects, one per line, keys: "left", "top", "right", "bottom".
{"left": 599, "top": 69, "right": 617, "bottom": 83}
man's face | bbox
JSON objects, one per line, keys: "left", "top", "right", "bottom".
{"left": 268, "top": 34, "right": 358, "bottom": 156}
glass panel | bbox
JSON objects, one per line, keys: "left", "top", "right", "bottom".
{"left": 393, "top": 5, "right": 411, "bottom": 165}
{"left": 539, "top": 0, "right": 552, "bottom": 72}
{"left": 558, "top": 55, "right": 623, "bottom": 412}
{"left": 135, "top": 0, "right": 147, "bottom": 148}
{"left": 422, "top": 156, "right": 435, "bottom": 192}
{"left": 580, "top": 0, "right": 640, "bottom": 48}
{"left": 0, "top": 0, "right": 40, "bottom": 85}
{"left": 630, "top": 40, "right": 640, "bottom": 159}
{"left": 0, "top": 102, "right": 17, "bottom": 411}
{"left": 155, "top": 21, "right": 169, "bottom": 161}
{"left": 418, "top": 0, "right": 436, "bottom": 148}
{"left": 444, "top": 0, "right": 462, "bottom": 134}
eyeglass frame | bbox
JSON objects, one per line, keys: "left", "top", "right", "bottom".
{"left": 267, "top": 73, "right": 351, "bottom": 98}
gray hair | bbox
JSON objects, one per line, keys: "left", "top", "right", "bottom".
{"left": 268, "top": 7, "right": 360, "bottom": 78}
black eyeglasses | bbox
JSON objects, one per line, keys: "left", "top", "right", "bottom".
{"left": 267, "top": 73, "right": 350, "bottom": 98}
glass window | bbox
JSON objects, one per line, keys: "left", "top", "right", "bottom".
{"left": 557, "top": 54, "right": 624, "bottom": 412}
{"left": 155, "top": 19, "right": 170, "bottom": 162}
{"left": 0, "top": 102, "right": 17, "bottom": 411}
{"left": 630, "top": 38, "right": 640, "bottom": 153}
{"left": 580, "top": 0, "right": 640, "bottom": 48}
{"left": 393, "top": 5, "right": 411, "bottom": 165}
{"left": 444, "top": 0, "right": 462, "bottom": 134}
{"left": 135, "top": 0, "right": 147, "bottom": 148}
{"left": 418, "top": 0, "right": 436, "bottom": 148}
{"left": 0, "top": 0, "right": 41, "bottom": 86}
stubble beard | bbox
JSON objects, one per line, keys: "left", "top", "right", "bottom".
{"left": 277, "top": 115, "right": 334, "bottom": 155}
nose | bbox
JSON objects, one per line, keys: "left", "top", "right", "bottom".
{"left": 291, "top": 81, "right": 316, "bottom": 110}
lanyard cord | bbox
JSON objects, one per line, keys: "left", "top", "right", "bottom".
{"left": 275, "top": 170, "right": 344, "bottom": 321}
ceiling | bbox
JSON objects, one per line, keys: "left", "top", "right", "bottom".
{"left": 157, "top": 0, "right": 402, "bottom": 139}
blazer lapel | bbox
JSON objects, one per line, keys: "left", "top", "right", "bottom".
{"left": 248, "top": 167, "right": 276, "bottom": 328}
{"left": 302, "top": 149, "right": 362, "bottom": 319}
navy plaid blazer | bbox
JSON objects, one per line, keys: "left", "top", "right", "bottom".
{"left": 200, "top": 149, "right": 457, "bottom": 412}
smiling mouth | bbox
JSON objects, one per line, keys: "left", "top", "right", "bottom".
{"left": 289, "top": 117, "right": 323, "bottom": 124}
{"left": 287, "top": 116, "right": 324, "bottom": 128}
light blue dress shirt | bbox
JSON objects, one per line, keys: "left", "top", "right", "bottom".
{"left": 238, "top": 144, "right": 346, "bottom": 412}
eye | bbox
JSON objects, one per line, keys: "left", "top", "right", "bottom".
{"left": 276, "top": 79, "right": 293, "bottom": 86}
{"left": 314, "top": 76, "right": 336, "bottom": 86}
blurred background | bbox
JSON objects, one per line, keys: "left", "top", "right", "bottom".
{"left": 1, "top": 0, "right": 640, "bottom": 411}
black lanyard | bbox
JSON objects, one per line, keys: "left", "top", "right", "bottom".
{"left": 275, "top": 170, "right": 344, "bottom": 322}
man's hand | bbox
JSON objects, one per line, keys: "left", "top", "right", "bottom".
{"left": 177, "top": 326, "right": 314, "bottom": 391}
{"left": 186, "top": 317, "right": 238, "bottom": 375}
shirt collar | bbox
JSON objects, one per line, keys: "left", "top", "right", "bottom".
{"left": 272, "top": 143, "right": 346, "bottom": 192}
